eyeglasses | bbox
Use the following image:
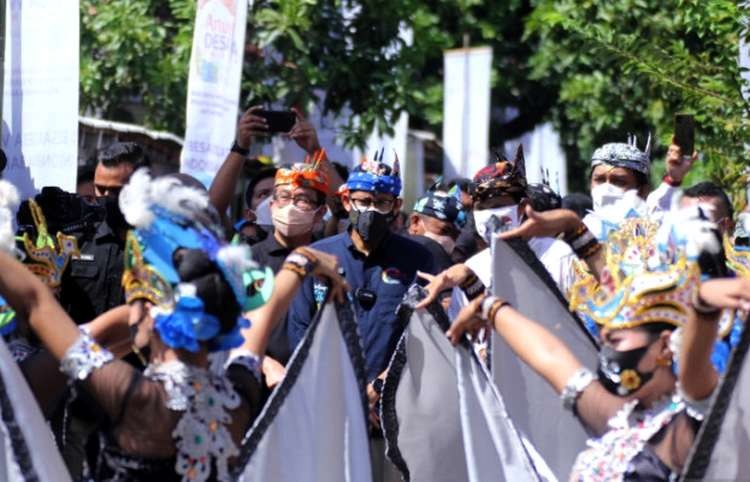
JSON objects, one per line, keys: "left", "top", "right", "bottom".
{"left": 349, "top": 196, "right": 394, "bottom": 213}
{"left": 273, "top": 192, "right": 318, "bottom": 211}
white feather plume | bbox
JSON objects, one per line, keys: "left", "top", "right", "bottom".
{"left": 216, "top": 244, "right": 258, "bottom": 273}
{"left": 0, "top": 180, "right": 20, "bottom": 255}
{"left": 120, "top": 168, "right": 214, "bottom": 230}
{"left": 655, "top": 206, "right": 720, "bottom": 261}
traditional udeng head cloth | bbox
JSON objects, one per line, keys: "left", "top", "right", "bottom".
{"left": 119, "top": 169, "right": 274, "bottom": 352}
{"left": 413, "top": 187, "right": 467, "bottom": 231}
{"left": 591, "top": 133, "right": 652, "bottom": 175}
{"left": 274, "top": 149, "right": 330, "bottom": 195}
{"left": 472, "top": 145, "right": 527, "bottom": 204}
{"left": 346, "top": 148, "right": 401, "bottom": 196}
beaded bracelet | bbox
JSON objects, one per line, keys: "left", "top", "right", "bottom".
{"left": 480, "top": 295, "right": 510, "bottom": 322}
{"left": 282, "top": 248, "right": 319, "bottom": 279}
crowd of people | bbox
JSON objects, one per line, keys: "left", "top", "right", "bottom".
{"left": 0, "top": 104, "right": 747, "bottom": 482}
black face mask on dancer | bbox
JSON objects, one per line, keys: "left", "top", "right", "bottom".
{"left": 349, "top": 208, "right": 392, "bottom": 246}
{"left": 597, "top": 344, "right": 655, "bottom": 397}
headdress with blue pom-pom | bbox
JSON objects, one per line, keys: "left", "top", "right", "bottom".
{"left": 119, "top": 170, "right": 275, "bottom": 353}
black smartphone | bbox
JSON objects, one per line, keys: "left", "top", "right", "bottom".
{"left": 256, "top": 109, "right": 296, "bottom": 134}
{"left": 674, "top": 114, "right": 695, "bottom": 157}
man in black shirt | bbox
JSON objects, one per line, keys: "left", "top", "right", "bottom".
{"left": 61, "top": 142, "right": 148, "bottom": 323}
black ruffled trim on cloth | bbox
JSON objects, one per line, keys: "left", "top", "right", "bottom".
{"left": 231, "top": 300, "right": 368, "bottom": 478}
{"left": 0, "top": 359, "right": 41, "bottom": 482}
{"left": 381, "top": 289, "right": 470, "bottom": 482}
{"left": 381, "top": 302, "right": 412, "bottom": 481}
{"left": 505, "top": 237, "right": 599, "bottom": 348}
{"left": 682, "top": 313, "right": 750, "bottom": 480}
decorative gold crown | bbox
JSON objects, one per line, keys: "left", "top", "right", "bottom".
{"left": 122, "top": 231, "right": 173, "bottom": 307}
{"left": 724, "top": 234, "right": 750, "bottom": 278}
{"left": 569, "top": 217, "right": 700, "bottom": 331}
{"left": 20, "top": 200, "right": 79, "bottom": 288}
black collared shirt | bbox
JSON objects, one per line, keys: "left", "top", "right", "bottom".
{"left": 59, "top": 221, "right": 125, "bottom": 324}
{"left": 250, "top": 233, "right": 293, "bottom": 274}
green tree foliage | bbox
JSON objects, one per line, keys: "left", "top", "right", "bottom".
{"left": 80, "top": 0, "right": 195, "bottom": 132}
{"left": 526, "top": 0, "right": 749, "bottom": 204}
{"left": 80, "top": 1, "right": 748, "bottom": 205}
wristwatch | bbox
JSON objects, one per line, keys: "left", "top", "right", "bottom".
{"left": 230, "top": 140, "right": 250, "bottom": 156}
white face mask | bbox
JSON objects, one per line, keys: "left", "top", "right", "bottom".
{"left": 735, "top": 212, "right": 750, "bottom": 239}
{"left": 423, "top": 230, "right": 456, "bottom": 254}
{"left": 591, "top": 183, "right": 626, "bottom": 211}
{"left": 473, "top": 205, "right": 519, "bottom": 244}
{"left": 255, "top": 195, "right": 273, "bottom": 226}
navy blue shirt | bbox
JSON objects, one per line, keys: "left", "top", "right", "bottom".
{"left": 287, "top": 231, "right": 435, "bottom": 381}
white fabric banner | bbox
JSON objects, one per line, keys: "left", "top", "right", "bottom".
{"left": 0, "top": 339, "right": 70, "bottom": 482}
{"left": 236, "top": 302, "right": 372, "bottom": 482}
{"left": 490, "top": 238, "right": 597, "bottom": 478}
{"left": 2, "top": 0, "right": 79, "bottom": 199}
{"left": 442, "top": 47, "right": 492, "bottom": 180}
{"left": 180, "top": 0, "right": 248, "bottom": 186}
{"left": 382, "top": 303, "right": 542, "bottom": 482}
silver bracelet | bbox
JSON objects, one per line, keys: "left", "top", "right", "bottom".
{"left": 480, "top": 295, "right": 499, "bottom": 320}
{"left": 60, "top": 330, "right": 114, "bottom": 381}
{"left": 561, "top": 367, "right": 595, "bottom": 412}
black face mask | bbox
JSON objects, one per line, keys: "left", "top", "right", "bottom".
{"left": 350, "top": 209, "right": 392, "bottom": 246}
{"left": 100, "top": 195, "right": 131, "bottom": 234}
{"left": 597, "top": 344, "right": 655, "bottom": 397}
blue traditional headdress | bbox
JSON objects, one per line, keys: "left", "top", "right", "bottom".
{"left": 119, "top": 170, "right": 274, "bottom": 353}
{"left": 346, "top": 148, "right": 402, "bottom": 196}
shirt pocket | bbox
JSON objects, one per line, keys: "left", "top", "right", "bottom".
{"left": 69, "top": 259, "right": 99, "bottom": 279}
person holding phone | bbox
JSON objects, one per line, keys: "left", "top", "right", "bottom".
{"left": 208, "top": 105, "right": 344, "bottom": 234}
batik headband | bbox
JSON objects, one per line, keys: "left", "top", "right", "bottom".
{"left": 591, "top": 134, "right": 652, "bottom": 175}
{"left": 275, "top": 149, "right": 329, "bottom": 194}
{"left": 346, "top": 148, "right": 401, "bottom": 196}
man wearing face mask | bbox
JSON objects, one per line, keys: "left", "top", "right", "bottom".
{"left": 287, "top": 152, "right": 434, "bottom": 482}
{"left": 60, "top": 142, "right": 148, "bottom": 324}
{"left": 449, "top": 146, "right": 575, "bottom": 307}
{"left": 588, "top": 134, "right": 696, "bottom": 216}
{"left": 252, "top": 156, "right": 329, "bottom": 273}
{"left": 408, "top": 189, "right": 466, "bottom": 273}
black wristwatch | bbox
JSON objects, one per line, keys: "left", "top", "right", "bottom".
{"left": 230, "top": 140, "right": 250, "bottom": 156}
{"left": 372, "top": 377, "right": 384, "bottom": 396}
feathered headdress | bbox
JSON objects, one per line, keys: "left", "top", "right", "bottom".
{"left": 119, "top": 169, "right": 274, "bottom": 352}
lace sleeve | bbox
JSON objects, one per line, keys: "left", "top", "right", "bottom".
{"left": 59, "top": 330, "right": 114, "bottom": 381}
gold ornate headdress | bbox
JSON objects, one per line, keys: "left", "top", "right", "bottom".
{"left": 19, "top": 200, "right": 79, "bottom": 288}
{"left": 569, "top": 216, "right": 700, "bottom": 331}
{"left": 121, "top": 231, "right": 174, "bottom": 307}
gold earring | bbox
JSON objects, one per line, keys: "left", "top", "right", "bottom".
{"left": 656, "top": 356, "right": 672, "bottom": 367}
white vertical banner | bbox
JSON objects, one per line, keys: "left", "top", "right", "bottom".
{"left": 504, "top": 123, "right": 568, "bottom": 195}
{"left": 442, "top": 47, "right": 492, "bottom": 180}
{"left": 180, "top": 0, "right": 248, "bottom": 186}
{"left": 2, "top": 0, "right": 79, "bottom": 199}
